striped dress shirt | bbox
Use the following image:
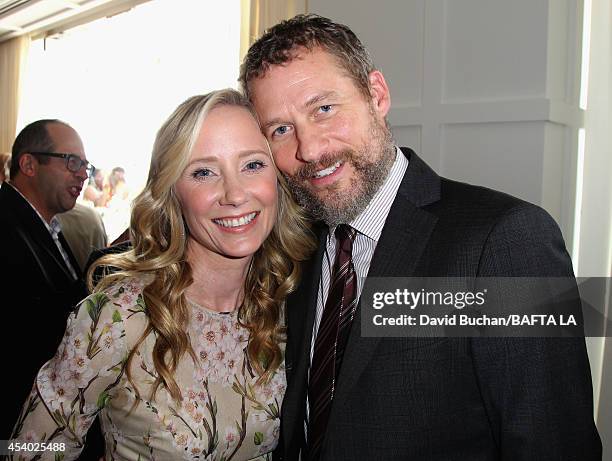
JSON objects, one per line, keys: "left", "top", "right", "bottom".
{"left": 305, "top": 146, "right": 409, "bottom": 425}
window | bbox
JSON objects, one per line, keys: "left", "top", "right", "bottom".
{"left": 18, "top": 0, "right": 241, "bottom": 240}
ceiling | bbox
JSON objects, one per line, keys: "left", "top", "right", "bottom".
{"left": 0, "top": 0, "right": 148, "bottom": 43}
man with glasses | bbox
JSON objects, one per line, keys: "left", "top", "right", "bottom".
{"left": 0, "top": 119, "right": 93, "bottom": 440}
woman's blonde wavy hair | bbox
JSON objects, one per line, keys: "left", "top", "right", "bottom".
{"left": 88, "top": 89, "right": 315, "bottom": 402}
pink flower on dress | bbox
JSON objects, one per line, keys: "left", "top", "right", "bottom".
{"left": 119, "top": 293, "right": 132, "bottom": 305}
{"left": 205, "top": 330, "right": 216, "bottom": 343}
{"left": 185, "top": 436, "right": 206, "bottom": 457}
{"left": 175, "top": 432, "right": 188, "bottom": 446}
{"left": 23, "top": 430, "right": 38, "bottom": 442}
{"left": 225, "top": 427, "right": 238, "bottom": 444}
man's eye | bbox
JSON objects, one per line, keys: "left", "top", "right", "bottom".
{"left": 319, "top": 104, "right": 332, "bottom": 113}
{"left": 245, "top": 160, "right": 265, "bottom": 171}
{"left": 273, "top": 125, "right": 290, "bottom": 137}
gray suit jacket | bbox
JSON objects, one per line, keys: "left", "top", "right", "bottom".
{"left": 277, "top": 149, "right": 601, "bottom": 460}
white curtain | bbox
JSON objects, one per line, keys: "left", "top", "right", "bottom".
{"left": 240, "top": 0, "right": 307, "bottom": 62}
{"left": 0, "top": 35, "right": 30, "bottom": 153}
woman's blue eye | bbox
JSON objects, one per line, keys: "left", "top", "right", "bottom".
{"left": 245, "top": 160, "right": 265, "bottom": 171}
{"left": 192, "top": 168, "right": 212, "bottom": 178}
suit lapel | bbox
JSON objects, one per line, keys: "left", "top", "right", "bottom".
{"left": 58, "top": 231, "right": 82, "bottom": 277}
{"left": 329, "top": 149, "right": 441, "bottom": 426}
{"left": 34, "top": 230, "right": 77, "bottom": 281}
{"left": 282, "top": 224, "right": 327, "bottom": 451}
{"left": 281, "top": 149, "right": 443, "bottom": 453}
{"left": 2, "top": 183, "right": 79, "bottom": 282}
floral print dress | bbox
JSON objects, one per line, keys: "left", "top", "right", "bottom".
{"left": 10, "top": 276, "right": 286, "bottom": 461}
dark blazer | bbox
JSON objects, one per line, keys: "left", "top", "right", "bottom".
{"left": 278, "top": 149, "right": 601, "bottom": 460}
{"left": 0, "top": 183, "right": 87, "bottom": 438}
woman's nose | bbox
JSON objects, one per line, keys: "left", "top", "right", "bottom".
{"left": 219, "top": 175, "right": 248, "bottom": 207}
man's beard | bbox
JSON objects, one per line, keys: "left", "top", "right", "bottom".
{"left": 283, "top": 116, "right": 395, "bottom": 226}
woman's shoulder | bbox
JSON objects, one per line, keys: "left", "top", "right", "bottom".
{"left": 78, "top": 274, "right": 153, "bottom": 331}
{"left": 102, "top": 273, "right": 152, "bottom": 304}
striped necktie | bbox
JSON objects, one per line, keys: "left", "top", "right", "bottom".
{"left": 307, "top": 224, "right": 357, "bottom": 460}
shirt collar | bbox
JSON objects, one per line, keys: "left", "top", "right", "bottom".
{"left": 326, "top": 146, "right": 409, "bottom": 244}
{"left": 348, "top": 146, "right": 408, "bottom": 242}
{"left": 49, "top": 215, "right": 62, "bottom": 236}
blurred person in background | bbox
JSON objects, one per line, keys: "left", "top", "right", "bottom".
{"left": 0, "top": 152, "right": 11, "bottom": 183}
{"left": 83, "top": 167, "right": 106, "bottom": 207}
{"left": 57, "top": 203, "right": 108, "bottom": 272}
{"left": 102, "top": 166, "right": 132, "bottom": 242}
{"left": 104, "top": 165, "right": 129, "bottom": 205}
{"left": 9, "top": 89, "right": 315, "bottom": 460}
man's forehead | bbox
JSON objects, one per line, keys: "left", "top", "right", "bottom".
{"left": 47, "top": 123, "right": 85, "bottom": 155}
{"left": 46, "top": 122, "right": 74, "bottom": 137}
{"left": 252, "top": 48, "right": 354, "bottom": 96}
{"left": 259, "top": 47, "right": 328, "bottom": 74}
{"left": 251, "top": 64, "right": 359, "bottom": 121}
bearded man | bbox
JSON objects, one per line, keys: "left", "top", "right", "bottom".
{"left": 240, "top": 14, "right": 601, "bottom": 461}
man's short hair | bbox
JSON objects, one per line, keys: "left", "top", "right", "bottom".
{"left": 10, "top": 119, "right": 67, "bottom": 178}
{"left": 239, "top": 14, "right": 375, "bottom": 99}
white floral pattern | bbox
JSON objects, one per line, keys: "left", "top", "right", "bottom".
{"left": 9, "top": 275, "right": 285, "bottom": 461}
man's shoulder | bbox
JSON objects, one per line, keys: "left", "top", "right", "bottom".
{"left": 0, "top": 182, "right": 39, "bottom": 226}
{"left": 0, "top": 183, "right": 19, "bottom": 215}
{"left": 432, "top": 176, "right": 552, "bottom": 227}
{"left": 398, "top": 148, "right": 543, "bottom": 220}
{"left": 386, "top": 159, "right": 572, "bottom": 276}
{"left": 0, "top": 186, "right": 36, "bottom": 238}
{"left": 442, "top": 176, "right": 526, "bottom": 204}
{"left": 395, "top": 163, "right": 563, "bottom": 252}
{"left": 428, "top": 178, "right": 569, "bottom": 270}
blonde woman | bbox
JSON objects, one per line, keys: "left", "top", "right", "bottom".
{"left": 10, "top": 89, "right": 314, "bottom": 460}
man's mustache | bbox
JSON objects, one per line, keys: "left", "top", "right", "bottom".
{"left": 291, "top": 151, "right": 353, "bottom": 181}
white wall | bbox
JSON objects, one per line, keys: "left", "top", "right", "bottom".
{"left": 309, "top": 0, "right": 583, "bottom": 239}
{"left": 309, "top": 0, "right": 610, "bottom": 450}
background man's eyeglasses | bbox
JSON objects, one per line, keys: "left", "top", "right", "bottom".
{"left": 30, "top": 152, "right": 95, "bottom": 176}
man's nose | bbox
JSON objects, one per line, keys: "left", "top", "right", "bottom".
{"left": 296, "top": 124, "right": 329, "bottom": 163}
{"left": 74, "top": 166, "right": 88, "bottom": 182}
